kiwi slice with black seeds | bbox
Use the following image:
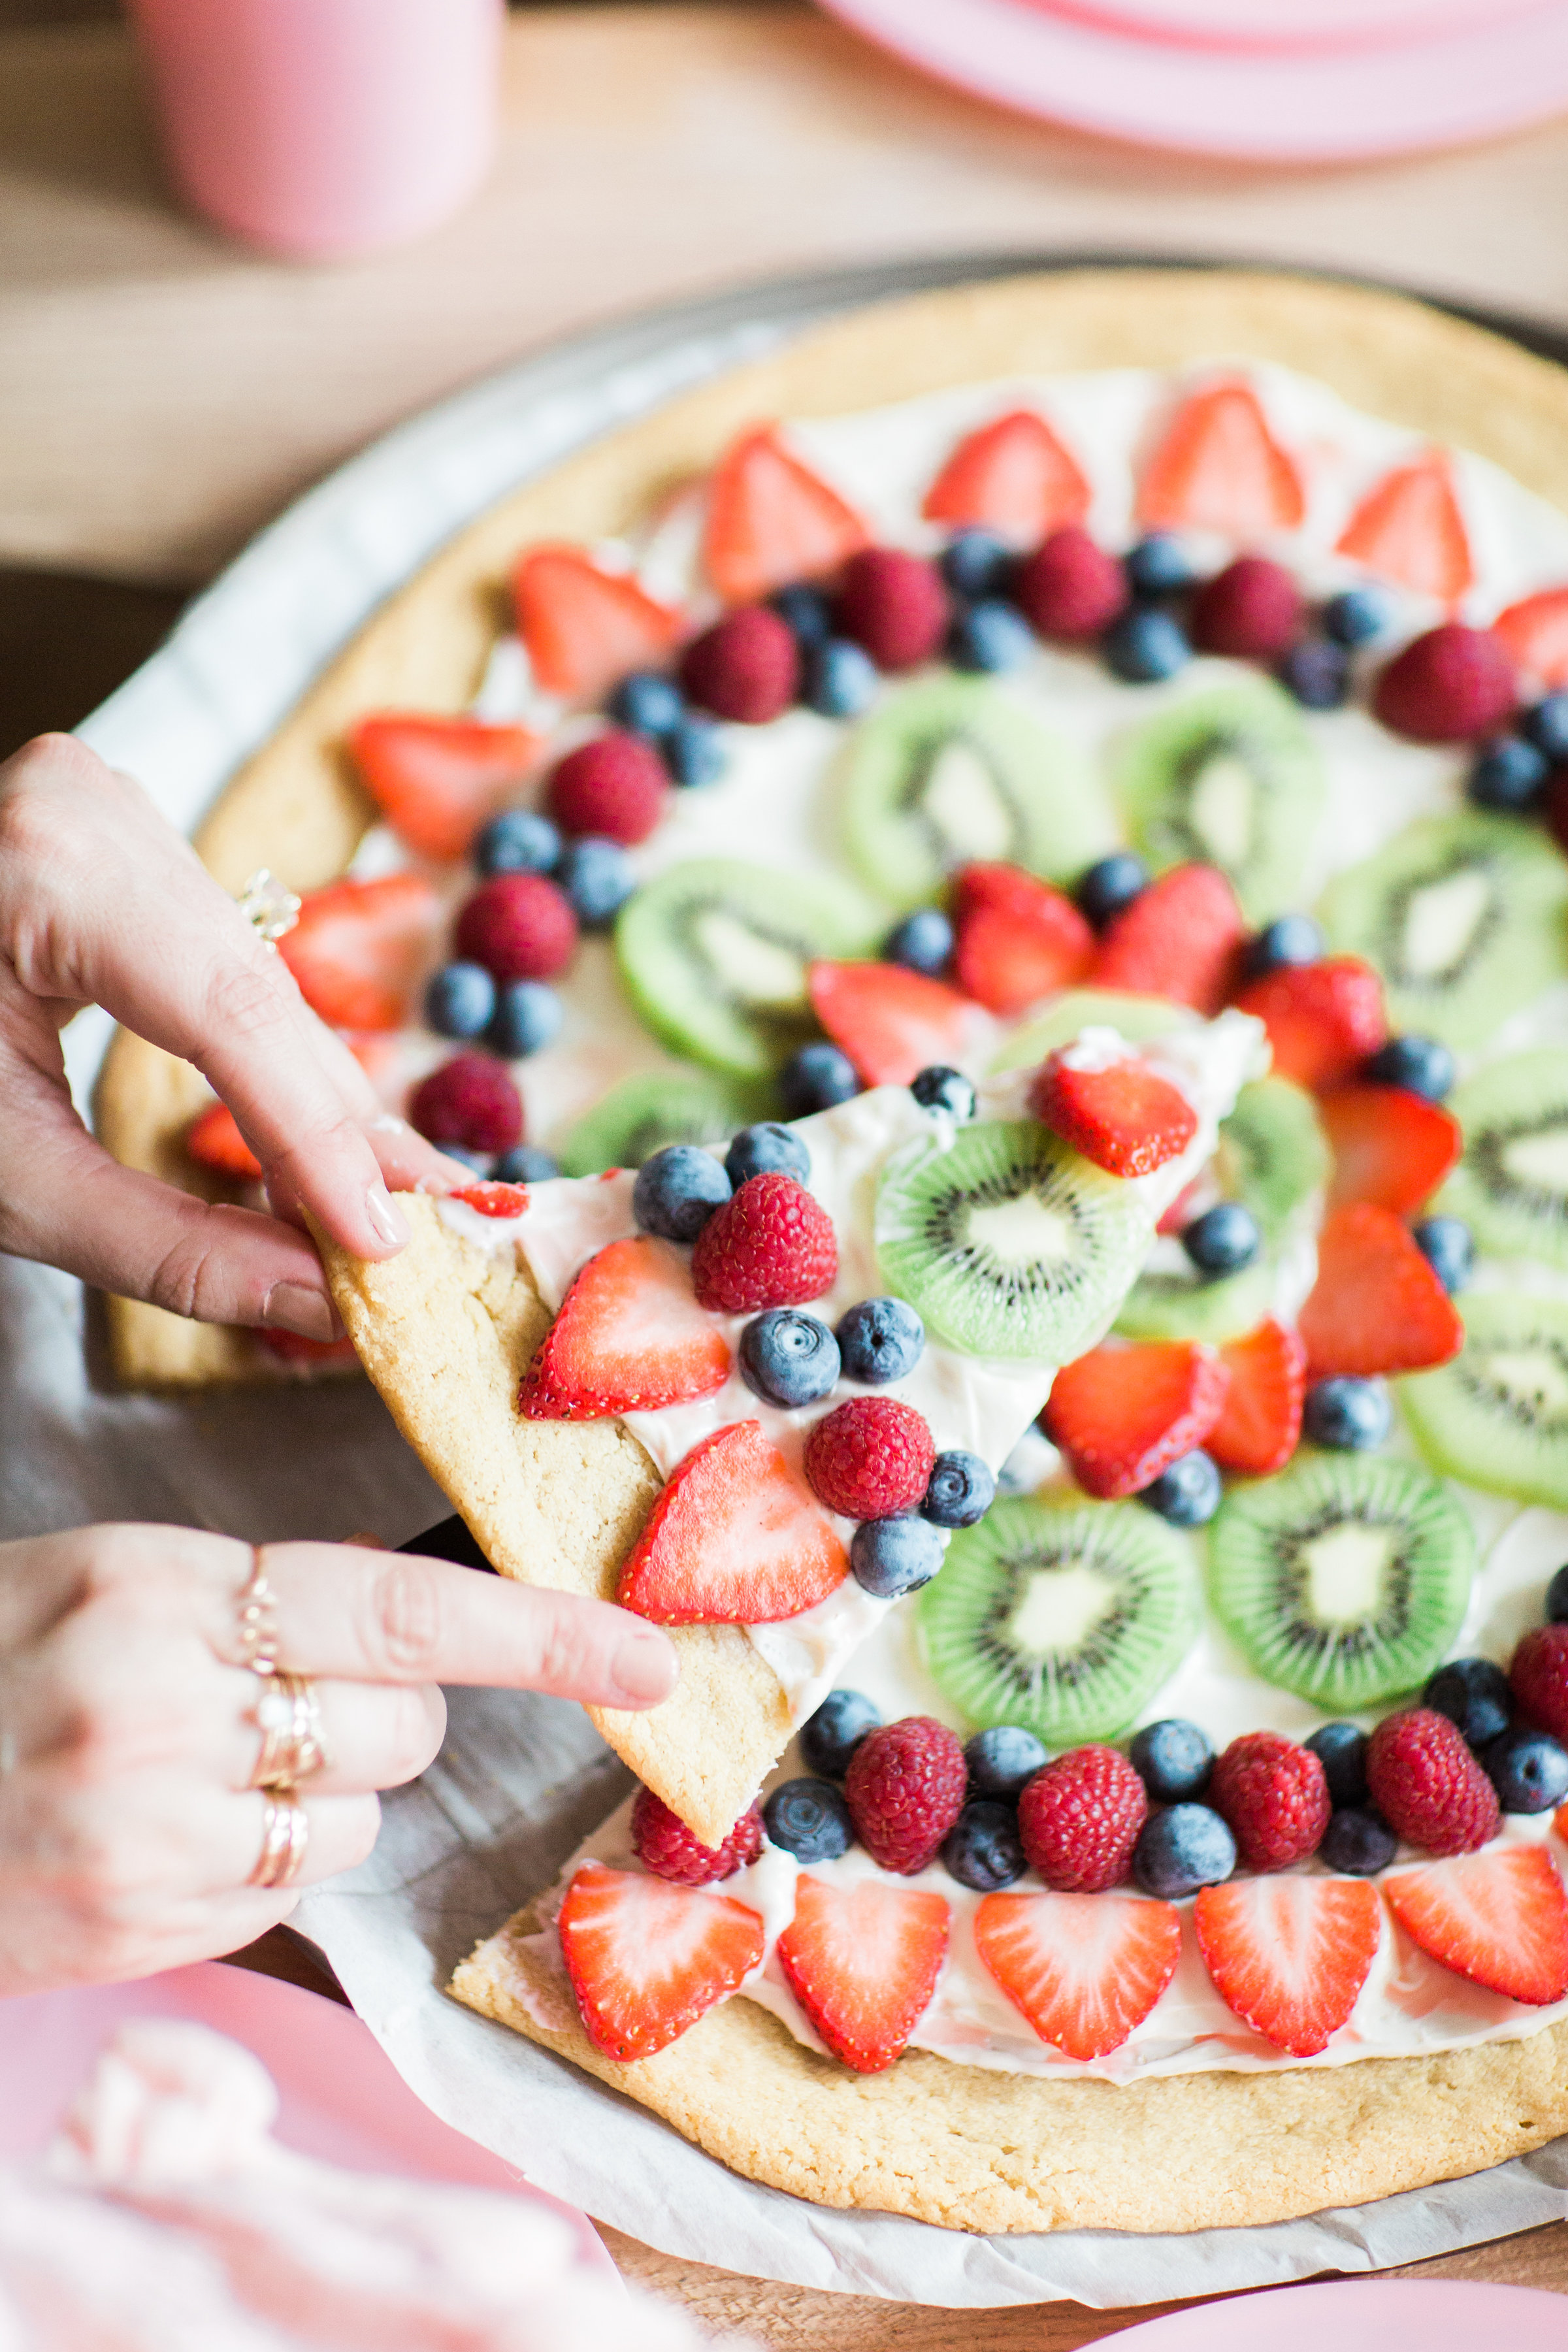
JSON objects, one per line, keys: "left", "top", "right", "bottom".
{"left": 557, "top": 1068, "right": 770, "bottom": 1176}
{"left": 1208, "top": 1453, "right": 1475, "bottom": 1710}
{"left": 1436, "top": 1051, "right": 1568, "bottom": 1271}
{"left": 1114, "top": 1252, "right": 1277, "bottom": 1344}
{"left": 918, "top": 1496, "right": 1200, "bottom": 1745}
{"left": 1401, "top": 1290, "right": 1568, "bottom": 1511}
{"left": 987, "top": 989, "right": 1196, "bottom": 1074}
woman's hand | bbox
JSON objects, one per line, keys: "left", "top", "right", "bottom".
{"left": 0, "top": 1524, "right": 678, "bottom": 1996}
{"left": 0, "top": 732, "right": 463, "bottom": 1341}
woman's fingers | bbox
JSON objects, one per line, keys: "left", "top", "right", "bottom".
{"left": 227, "top": 1674, "right": 447, "bottom": 1797}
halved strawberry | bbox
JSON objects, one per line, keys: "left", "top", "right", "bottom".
{"left": 558, "top": 1863, "right": 764, "bottom": 2061}
{"left": 1320, "top": 1085, "right": 1462, "bottom": 1216}
{"left": 1297, "top": 1201, "right": 1463, "bottom": 1380}
{"left": 951, "top": 863, "right": 1094, "bottom": 1016}
{"left": 1492, "top": 587, "right": 1568, "bottom": 691}
{"left": 453, "top": 1181, "right": 531, "bottom": 1218}
{"left": 259, "top": 1328, "right": 361, "bottom": 1369}
{"left": 1336, "top": 451, "right": 1473, "bottom": 605}
{"left": 1193, "top": 1876, "right": 1380, "bottom": 2057}
{"left": 1207, "top": 1318, "right": 1305, "bottom": 1477}
{"left": 1384, "top": 1848, "right": 1568, "bottom": 2006}
{"left": 921, "top": 409, "right": 1090, "bottom": 542}
{"left": 808, "top": 959, "right": 986, "bottom": 1088}
{"left": 1233, "top": 955, "right": 1387, "bottom": 1091}
{"left": 278, "top": 871, "right": 440, "bottom": 1031}
{"left": 1092, "top": 864, "right": 1247, "bottom": 1015}
{"left": 186, "top": 1100, "right": 263, "bottom": 1181}
{"left": 1030, "top": 1051, "right": 1198, "bottom": 1179}
{"left": 617, "top": 1420, "right": 849, "bottom": 1624}
{"left": 347, "top": 715, "right": 540, "bottom": 864}
{"left": 512, "top": 546, "right": 683, "bottom": 702}
{"left": 1137, "top": 380, "right": 1305, "bottom": 538}
{"left": 973, "top": 1889, "right": 1181, "bottom": 2061}
{"left": 1043, "top": 1339, "right": 1230, "bottom": 1500}
{"left": 519, "top": 1236, "right": 731, "bottom": 1420}
{"left": 776, "top": 1872, "right": 948, "bottom": 2073}
{"left": 703, "top": 424, "right": 869, "bottom": 604}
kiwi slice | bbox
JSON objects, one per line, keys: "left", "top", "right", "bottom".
{"left": 557, "top": 1068, "right": 770, "bottom": 1177}
{"left": 987, "top": 989, "right": 1195, "bottom": 1074}
{"left": 615, "top": 858, "right": 883, "bottom": 1078}
{"left": 1401, "top": 1290, "right": 1568, "bottom": 1511}
{"left": 874, "top": 1120, "right": 1153, "bottom": 1364}
{"left": 1208, "top": 1453, "right": 1475, "bottom": 1710}
{"left": 918, "top": 1496, "right": 1200, "bottom": 1745}
{"left": 839, "top": 675, "right": 1115, "bottom": 912}
{"left": 1437, "top": 1051, "right": 1568, "bottom": 1271}
{"left": 1319, "top": 811, "right": 1568, "bottom": 1048}
{"left": 1115, "top": 679, "right": 1325, "bottom": 926}
{"left": 1115, "top": 1252, "right": 1277, "bottom": 1344}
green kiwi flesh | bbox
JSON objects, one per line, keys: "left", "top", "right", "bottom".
{"left": 987, "top": 989, "right": 1196, "bottom": 1073}
{"left": 1114, "top": 1254, "right": 1277, "bottom": 1343}
{"left": 1207, "top": 1453, "right": 1475, "bottom": 1710}
{"left": 557, "top": 1068, "right": 770, "bottom": 1176}
{"left": 1401, "top": 1290, "right": 1568, "bottom": 1512}
{"left": 1436, "top": 1051, "right": 1568, "bottom": 1271}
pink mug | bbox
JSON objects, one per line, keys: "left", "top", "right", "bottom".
{"left": 125, "top": 0, "right": 504, "bottom": 260}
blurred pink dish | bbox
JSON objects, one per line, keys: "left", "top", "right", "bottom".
{"left": 1009, "top": 0, "right": 1543, "bottom": 59}
{"left": 1113, "top": 2278, "right": 1568, "bottom": 2350}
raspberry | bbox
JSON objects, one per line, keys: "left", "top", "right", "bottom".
{"left": 1373, "top": 623, "right": 1516, "bottom": 744}
{"left": 1511, "top": 1622, "right": 1568, "bottom": 1743}
{"left": 455, "top": 872, "right": 577, "bottom": 983}
{"left": 689, "top": 1171, "right": 836, "bottom": 1312}
{"left": 1190, "top": 556, "right": 1304, "bottom": 660}
{"left": 1366, "top": 1706, "right": 1501, "bottom": 1855}
{"left": 836, "top": 547, "right": 948, "bottom": 671}
{"left": 1209, "top": 1731, "right": 1329, "bottom": 1872}
{"left": 843, "top": 1715, "right": 967, "bottom": 1873}
{"left": 629, "top": 1786, "right": 764, "bottom": 1885}
{"left": 1013, "top": 527, "right": 1128, "bottom": 642}
{"left": 679, "top": 605, "right": 799, "bottom": 723}
{"left": 547, "top": 732, "right": 668, "bottom": 846}
{"left": 1017, "top": 1746, "right": 1147, "bottom": 1892}
{"left": 409, "top": 1053, "right": 523, "bottom": 1153}
{"left": 804, "top": 1396, "right": 935, "bottom": 1520}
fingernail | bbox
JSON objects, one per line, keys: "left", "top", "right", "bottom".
{"left": 263, "top": 1282, "right": 339, "bottom": 1341}
{"left": 612, "top": 1626, "right": 678, "bottom": 1707}
{"left": 365, "top": 1180, "right": 410, "bottom": 1249}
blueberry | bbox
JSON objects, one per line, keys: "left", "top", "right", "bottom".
{"left": 1548, "top": 1563, "right": 1568, "bottom": 1624}
{"left": 1484, "top": 1725, "right": 1568, "bottom": 1813}
{"left": 921, "top": 1449, "right": 996, "bottom": 1529}
{"left": 494, "top": 1145, "right": 560, "bottom": 1183}
{"left": 630, "top": 1143, "right": 732, "bottom": 1242}
{"left": 885, "top": 907, "right": 954, "bottom": 977}
{"left": 557, "top": 836, "right": 634, "bottom": 927}
{"left": 1321, "top": 1806, "right": 1397, "bottom": 1875}
{"left": 725, "top": 1121, "right": 811, "bottom": 1189}
{"left": 1424, "top": 1656, "right": 1512, "bottom": 1750}
{"left": 425, "top": 960, "right": 497, "bottom": 1040}
{"left": 1075, "top": 851, "right": 1150, "bottom": 929}
{"left": 1124, "top": 532, "right": 1196, "bottom": 599}
{"left": 1469, "top": 733, "right": 1548, "bottom": 815}
{"left": 1305, "top": 1720, "right": 1369, "bottom": 1809}
{"left": 948, "top": 600, "right": 1034, "bottom": 674}
{"left": 1413, "top": 1215, "right": 1474, "bottom": 1294}
{"left": 487, "top": 979, "right": 563, "bottom": 1059}
{"left": 1279, "top": 638, "right": 1350, "bottom": 711}
{"left": 850, "top": 1514, "right": 945, "bottom": 1598}
{"left": 609, "top": 670, "right": 684, "bottom": 738}
{"left": 1364, "top": 1034, "right": 1455, "bottom": 1102}
{"left": 800, "top": 1689, "right": 880, "bottom": 1778}
{"left": 1103, "top": 607, "right": 1191, "bottom": 683}
{"left": 770, "top": 583, "right": 834, "bottom": 649}
{"left": 909, "top": 1064, "right": 977, "bottom": 1119}
{"left": 1243, "top": 912, "right": 1324, "bottom": 979}
{"left": 740, "top": 1308, "right": 841, "bottom": 1409}
{"left": 943, "top": 1800, "right": 1026, "bottom": 1891}
{"left": 762, "top": 1776, "right": 854, "bottom": 1862}
{"left": 662, "top": 715, "right": 727, "bottom": 789}
{"left": 441, "top": 1145, "right": 494, "bottom": 1175}
{"left": 804, "top": 638, "right": 879, "bottom": 719}
{"left": 1303, "top": 1377, "right": 1392, "bottom": 1451}
{"left": 1524, "top": 693, "right": 1568, "bottom": 764}
{"left": 837, "top": 1296, "right": 925, "bottom": 1386}
{"left": 1130, "top": 1718, "right": 1213, "bottom": 1803}
{"left": 1139, "top": 1450, "right": 1222, "bottom": 1527}
{"left": 1182, "top": 1202, "right": 1260, "bottom": 1276}
{"left": 475, "top": 808, "right": 561, "bottom": 878}
{"left": 964, "top": 1724, "right": 1049, "bottom": 1802}
{"left": 1132, "top": 1803, "right": 1235, "bottom": 1899}
{"left": 1322, "top": 585, "right": 1392, "bottom": 647}
{"left": 941, "top": 530, "right": 1015, "bottom": 600}
{"left": 779, "top": 1041, "right": 861, "bottom": 1118}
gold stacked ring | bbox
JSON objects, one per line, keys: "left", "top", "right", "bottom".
{"left": 251, "top": 1671, "right": 332, "bottom": 1789}
{"left": 250, "top": 1789, "right": 309, "bottom": 1889}
{"left": 233, "top": 1552, "right": 281, "bottom": 1676}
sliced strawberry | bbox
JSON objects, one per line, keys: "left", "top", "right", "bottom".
{"left": 558, "top": 1863, "right": 764, "bottom": 2061}
{"left": 951, "top": 862, "right": 1094, "bottom": 1015}
{"left": 1320, "top": 1085, "right": 1462, "bottom": 1216}
{"left": 453, "top": 1181, "right": 531, "bottom": 1218}
{"left": 512, "top": 546, "right": 683, "bottom": 702}
{"left": 808, "top": 959, "right": 985, "bottom": 1088}
{"left": 1336, "top": 451, "right": 1473, "bottom": 605}
{"left": 259, "top": 1330, "right": 361, "bottom": 1369}
{"left": 1492, "top": 587, "right": 1568, "bottom": 691}
{"left": 1193, "top": 1876, "right": 1380, "bottom": 2057}
{"left": 278, "top": 871, "right": 440, "bottom": 1032}
{"left": 1030, "top": 1052, "right": 1198, "bottom": 1180}
{"left": 1092, "top": 864, "right": 1247, "bottom": 1015}
{"left": 186, "top": 1100, "right": 262, "bottom": 1181}
{"left": 348, "top": 715, "right": 541, "bottom": 863}
{"left": 519, "top": 1236, "right": 731, "bottom": 1420}
{"left": 1137, "top": 380, "right": 1305, "bottom": 538}
{"left": 921, "top": 409, "right": 1090, "bottom": 542}
{"left": 1297, "top": 1201, "right": 1463, "bottom": 1380}
{"left": 1384, "top": 1848, "right": 1568, "bottom": 2006}
{"left": 1233, "top": 955, "right": 1387, "bottom": 1091}
{"left": 617, "top": 1419, "right": 849, "bottom": 1624}
{"left": 1043, "top": 1339, "right": 1230, "bottom": 1500}
{"left": 776, "top": 1872, "right": 948, "bottom": 2073}
{"left": 973, "top": 1889, "right": 1181, "bottom": 2061}
{"left": 703, "top": 424, "right": 869, "bottom": 604}
{"left": 1207, "top": 1318, "right": 1306, "bottom": 1477}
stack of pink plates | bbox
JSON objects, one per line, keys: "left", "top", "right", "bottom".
{"left": 817, "top": 0, "right": 1568, "bottom": 161}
